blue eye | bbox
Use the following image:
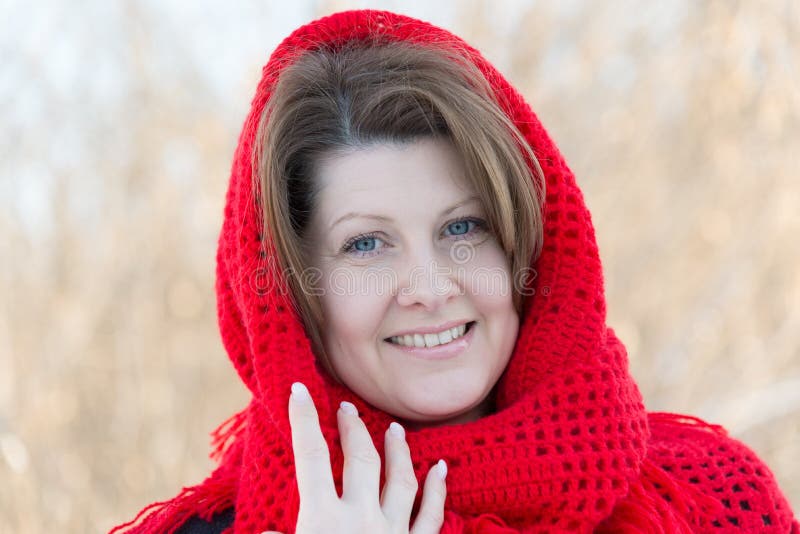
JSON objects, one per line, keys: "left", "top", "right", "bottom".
{"left": 446, "top": 220, "right": 472, "bottom": 236}
{"left": 341, "top": 232, "right": 384, "bottom": 258}
{"left": 353, "top": 236, "right": 378, "bottom": 252}
{"left": 444, "top": 217, "right": 486, "bottom": 240}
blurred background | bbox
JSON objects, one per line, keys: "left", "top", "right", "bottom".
{"left": 1, "top": 0, "right": 798, "bottom": 531}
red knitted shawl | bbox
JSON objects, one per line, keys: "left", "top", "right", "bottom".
{"left": 112, "top": 9, "right": 798, "bottom": 534}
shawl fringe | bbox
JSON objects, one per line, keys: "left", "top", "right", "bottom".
{"left": 647, "top": 411, "right": 728, "bottom": 436}
{"left": 596, "top": 414, "right": 728, "bottom": 533}
{"left": 109, "top": 409, "right": 248, "bottom": 534}
{"left": 108, "top": 463, "right": 238, "bottom": 534}
{"left": 210, "top": 403, "right": 250, "bottom": 463}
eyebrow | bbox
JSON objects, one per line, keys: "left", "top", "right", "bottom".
{"left": 331, "top": 195, "right": 481, "bottom": 228}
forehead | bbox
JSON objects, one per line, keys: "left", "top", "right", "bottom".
{"left": 313, "top": 138, "right": 474, "bottom": 217}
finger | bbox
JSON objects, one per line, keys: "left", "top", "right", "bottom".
{"left": 380, "top": 421, "right": 419, "bottom": 526}
{"left": 410, "top": 460, "right": 447, "bottom": 534}
{"left": 338, "top": 400, "right": 382, "bottom": 505}
{"left": 289, "top": 382, "right": 337, "bottom": 504}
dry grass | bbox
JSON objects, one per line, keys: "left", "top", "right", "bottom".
{"left": 1, "top": 1, "right": 797, "bottom": 531}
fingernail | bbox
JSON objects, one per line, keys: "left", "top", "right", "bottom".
{"left": 339, "top": 401, "right": 358, "bottom": 415}
{"left": 291, "top": 382, "right": 310, "bottom": 403}
{"left": 389, "top": 421, "right": 405, "bottom": 439}
{"left": 436, "top": 459, "right": 447, "bottom": 480}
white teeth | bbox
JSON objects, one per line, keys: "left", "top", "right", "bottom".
{"left": 438, "top": 329, "right": 453, "bottom": 344}
{"left": 389, "top": 322, "right": 471, "bottom": 348}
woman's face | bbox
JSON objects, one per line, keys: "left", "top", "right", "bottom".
{"left": 306, "top": 137, "right": 519, "bottom": 427}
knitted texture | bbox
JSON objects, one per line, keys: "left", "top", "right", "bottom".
{"left": 111, "top": 9, "right": 799, "bottom": 534}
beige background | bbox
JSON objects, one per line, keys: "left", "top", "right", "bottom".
{"left": 1, "top": 1, "right": 797, "bottom": 532}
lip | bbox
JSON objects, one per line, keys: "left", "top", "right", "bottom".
{"left": 384, "top": 321, "right": 476, "bottom": 360}
{"left": 385, "top": 318, "right": 473, "bottom": 339}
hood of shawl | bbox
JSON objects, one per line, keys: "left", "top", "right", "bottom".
{"left": 214, "top": 9, "right": 649, "bottom": 529}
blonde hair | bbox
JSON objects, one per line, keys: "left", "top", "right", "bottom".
{"left": 253, "top": 37, "right": 545, "bottom": 380}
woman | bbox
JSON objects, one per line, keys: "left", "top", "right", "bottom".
{"left": 111, "top": 9, "right": 798, "bottom": 534}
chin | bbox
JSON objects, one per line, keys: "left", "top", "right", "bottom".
{"left": 395, "top": 377, "right": 491, "bottom": 424}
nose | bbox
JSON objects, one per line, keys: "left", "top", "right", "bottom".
{"left": 395, "top": 246, "right": 462, "bottom": 310}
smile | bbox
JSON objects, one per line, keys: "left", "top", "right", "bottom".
{"left": 386, "top": 321, "right": 476, "bottom": 348}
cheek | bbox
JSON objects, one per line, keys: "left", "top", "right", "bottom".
{"left": 464, "top": 245, "right": 519, "bottom": 349}
{"left": 318, "top": 268, "right": 389, "bottom": 347}
{"left": 462, "top": 243, "right": 515, "bottom": 304}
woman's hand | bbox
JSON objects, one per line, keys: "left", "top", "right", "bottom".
{"left": 262, "top": 381, "right": 447, "bottom": 534}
